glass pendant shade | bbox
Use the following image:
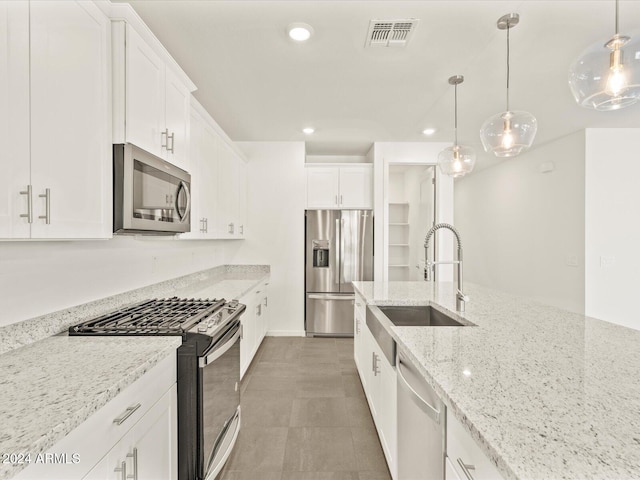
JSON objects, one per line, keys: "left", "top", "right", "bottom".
{"left": 480, "top": 110, "right": 538, "bottom": 157}
{"left": 438, "top": 145, "right": 476, "bottom": 178}
{"left": 480, "top": 13, "right": 537, "bottom": 158}
{"left": 569, "top": 32, "right": 640, "bottom": 111}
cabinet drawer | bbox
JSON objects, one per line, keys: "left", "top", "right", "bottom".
{"left": 446, "top": 412, "right": 503, "bottom": 480}
{"left": 15, "top": 352, "right": 177, "bottom": 480}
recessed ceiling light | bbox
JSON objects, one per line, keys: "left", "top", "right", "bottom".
{"left": 302, "top": 127, "right": 315, "bottom": 134}
{"left": 287, "top": 23, "right": 314, "bottom": 42}
{"left": 422, "top": 128, "right": 436, "bottom": 136}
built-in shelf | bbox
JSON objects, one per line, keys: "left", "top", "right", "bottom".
{"left": 389, "top": 264, "right": 410, "bottom": 268}
{"left": 389, "top": 202, "right": 409, "bottom": 205}
{"left": 389, "top": 223, "right": 409, "bottom": 226}
{"left": 389, "top": 244, "right": 409, "bottom": 247}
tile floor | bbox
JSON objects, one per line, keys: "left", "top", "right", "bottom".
{"left": 219, "top": 336, "right": 392, "bottom": 480}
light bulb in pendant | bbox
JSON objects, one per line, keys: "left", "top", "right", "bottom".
{"left": 452, "top": 148, "right": 462, "bottom": 173}
{"left": 501, "top": 114, "right": 514, "bottom": 150}
{"left": 605, "top": 41, "right": 628, "bottom": 97}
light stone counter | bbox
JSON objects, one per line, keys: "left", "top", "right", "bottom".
{"left": 352, "top": 281, "right": 640, "bottom": 480}
{"left": 0, "top": 265, "right": 269, "bottom": 480}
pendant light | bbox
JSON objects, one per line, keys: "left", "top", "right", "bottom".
{"left": 568, "top": 0, "right": 640, "bottom": 111}
{"left": 480, "top": 13, "right": 537, "bottom": 157}
{"left": 438, "top": 75, "right": 475, "bottom": 178}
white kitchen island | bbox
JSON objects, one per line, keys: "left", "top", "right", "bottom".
{"left": 353, "top": 280, "right": 640, "bottom": 480}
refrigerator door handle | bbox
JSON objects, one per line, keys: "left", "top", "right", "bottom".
{"left": 340, "top": 217, "right": 345, "bottom": 285}
{"left": 308, "top": 294, "right": 354, "bottom": 301}
{"left": 335, "top": 218, "right": 340, "bottom": 285}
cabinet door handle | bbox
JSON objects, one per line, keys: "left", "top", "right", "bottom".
{"left": 114, "top": 460, "right": 126, "bottom": 480}
{"left": 228, "top": 223, "right": 234, "bottom": 234}
{"left": 161, "top": 128, "right": 169, "bottom": 149}
{"left": 355, "top": 318, "right": 360, "bottom": 334}
{"left": 205, "top": 218, "right": 208, "bottom": 233}
{"left": 335, "top": 195, "right": 338, "bottom": 205}
{"left": 457, "top": 458, "right": 477, "bottom": 480}
{"left": 373, "top": 353, "right": 380, "bottom": 376}
{"left": 38, "top": 188, "right": 50, "bottom": 224}
{"left": 240, "top": 225, "right": 244, "bottom": 235}
{"left": 19, "top": 185, "right": 33, "bottom": 223}
{"left": 126, "top": 447, "right": 138, "bottom": 480}
{"left": 113, "top": 403, "right": 141, "bottom": 425}
{"left": 168, "top": 131, "right": 175, "bottom": 153}
{"left": 340, "top": 194, "right": 343, "bottom": 205}
{"left": 263, "top": 297, "right": 268, "bottom": 307}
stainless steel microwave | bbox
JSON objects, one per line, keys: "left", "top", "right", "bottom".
{"left": 113, "top": 143, "right": 191, "bottom": 235}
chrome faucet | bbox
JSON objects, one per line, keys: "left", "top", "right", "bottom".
{"left": 423, "top": 223, "right": 469, "bottom": 312}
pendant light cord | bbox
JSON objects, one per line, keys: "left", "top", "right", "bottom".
{"left": 506, "top": 23, "right": 510, "bottom": 112}
{"left": 615, "top": 0, "right": 619, "bottom": 35}
{"left": 454, "top": 82, "right": 458, "bottom": 145}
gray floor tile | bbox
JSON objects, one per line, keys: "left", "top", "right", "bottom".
{"left": 358, "top": 472, "right": 392, "bottom": 480}
{"left": 219, "top": 471, "right": 282, "bottom": 480}
{"left": 250, "top": 361, "right": 301, "bottom": 378}
{"left": 296, "top": 374, "right": 346, "bottom": 398}
{"left": 243, "top": 374, "right": 298, "bottom": 397}
{"left": 298, "top": 362, "right": 343, "bottom": 377}
{"left": 226, "top": 337, "right": 389, "bottom": 479}
{"left": 290, "top": 397, "right": 349, "bottom": 427}
{"left": 241, "top": 395, "right": 293, "bottom": 428}
{"left": 351, "top": 426, "right": 390, "bottom": 473}
{"left": 283, "top": 427, "right": 357, "bottom": 472}
{"left": 342, "top": 373, "right": 366, "bottom": 398}
{"left": 281, "top": 472, "right": 359, "bottom": 480}
{"left": 345, "top": 396, "right": 375, "bottom": 428}
{"left": 224, "top": 426, "right": 288, "bottom": 472}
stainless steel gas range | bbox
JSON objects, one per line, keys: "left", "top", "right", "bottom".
{"left": 69, "top": 297, "right": 245, "bottom": 480}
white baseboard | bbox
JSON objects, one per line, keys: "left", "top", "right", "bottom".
{"left": 266, "top": 330, "right": 306, "bottom": 337}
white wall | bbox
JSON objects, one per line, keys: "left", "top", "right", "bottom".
{"left": 454, "top": 131, "right": 586, "bottom": 313}
{"left": 0, "top": 237, "right": 235, "bottom": 327}
{"left": 585, "top": 128, "right": 640, "bottom": 330}
{"left": 233, "top": 142, "right": 306, "bottom": 336}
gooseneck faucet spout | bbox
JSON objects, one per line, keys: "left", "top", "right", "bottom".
{"left": 424, "top": 223, "right": 469, "bottom": 312}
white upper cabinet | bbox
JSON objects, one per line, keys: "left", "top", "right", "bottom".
{"left": 0, "top": 0, "right": 111, "bottom": 240}
{"left": 0, "top": 1, "right": 30, "bottom": 239}
{"left": 306, "top": 164, "right": 373, "bottom": 209}
{"left": 112, "top": 21, "right": 194, "bottom": 171}
{"left": 183, "top": 98, "right": 246, "bottom": 240}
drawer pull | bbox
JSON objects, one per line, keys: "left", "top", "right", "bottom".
{"left": 113, "top": 403, "right": 141, "bottom": 425}
{"left": 457, "top": 458, "right": 477, "bottom": 480}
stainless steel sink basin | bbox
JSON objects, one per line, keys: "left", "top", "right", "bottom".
{"left": 377, "top": 305, "right": 471, "bottom": 327}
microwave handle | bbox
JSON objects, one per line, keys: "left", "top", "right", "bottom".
{"left": 176, "top": 181, "right": 191, "bottom": 223}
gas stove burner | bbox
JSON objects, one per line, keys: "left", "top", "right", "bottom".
{"left": 69, "top": 297, "right": 227, "bottom": 336}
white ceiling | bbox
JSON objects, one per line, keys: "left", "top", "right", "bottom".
{"left": 120, "top": 0, "right": 640, "bottom": 170}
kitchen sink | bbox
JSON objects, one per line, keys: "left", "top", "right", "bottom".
{"left": 377, "top": 305, "right": 472, "bottom": 327}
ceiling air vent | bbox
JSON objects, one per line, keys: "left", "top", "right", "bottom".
{"left": 366, "top": 19, "right": 419, "bottom": 48}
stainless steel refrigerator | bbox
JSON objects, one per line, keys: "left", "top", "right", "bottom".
{"left": 305, "top": 210, "right": 373, "bottom": 336}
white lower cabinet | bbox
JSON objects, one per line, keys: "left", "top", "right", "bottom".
{"left": 446, "top": 412, "right": 503, "bottom": 480}
{"left": 15, "top": 353, "right": 177, "bottom": 480}
{"left": 83, "top": 384, "right": 177, "bottom": 480}
{"left": 354, "top": 299, "right": 397, "bottom": 479}
{"left": 239, "top": 278, "right": 270, "bottom": 378}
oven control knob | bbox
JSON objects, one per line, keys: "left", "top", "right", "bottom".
{"left": 198, "top": 324, "right": 208, "bottom": 333}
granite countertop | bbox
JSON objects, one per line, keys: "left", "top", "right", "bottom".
{"left": 353, "top": 281, "right": 640, "bottom": 480}
{"left": 0, "top": 265, "right": 270, "bottom": 480}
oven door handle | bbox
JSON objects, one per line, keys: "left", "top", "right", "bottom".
{"left": 176, "top": 181, "right": 191, "bottom": 223}
{"left": 199, "top": 326, "right": 241, "bottom": 368}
